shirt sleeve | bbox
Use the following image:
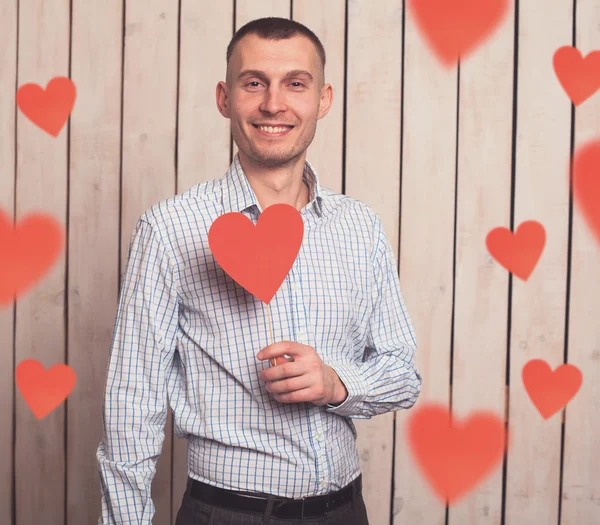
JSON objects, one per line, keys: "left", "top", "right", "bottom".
{"left": 324, "top": 214, "right": 422, "bottom": 419}
{"left": 96, "top": 217, "right": 180, "bottom": 524}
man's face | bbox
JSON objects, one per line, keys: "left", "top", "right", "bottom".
{"left": 217, "top": 33, "right": 332, "bottom": 169}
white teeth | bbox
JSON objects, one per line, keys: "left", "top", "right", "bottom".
{"left": 257, "top": 125, "right": 291, "bottom": 134}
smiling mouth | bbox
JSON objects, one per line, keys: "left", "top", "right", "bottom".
{"left": 252, "top": 124, "right": 294, "bottom": 137}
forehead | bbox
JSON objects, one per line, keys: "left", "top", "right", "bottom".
{"left": 233, "top": 33, "right": 319, "bottom": 74}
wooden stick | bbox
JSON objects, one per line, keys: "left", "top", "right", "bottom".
{"left": 266, "top": 302, "right": 277, "bottom": 367}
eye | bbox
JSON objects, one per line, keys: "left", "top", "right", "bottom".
{"left": 247, "top": 81, "right": 261, "bottom": 87}
{"left": 291, "top": 82, "right": 304, "bottom": 87}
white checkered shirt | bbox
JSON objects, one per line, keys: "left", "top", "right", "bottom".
{"left": 96, "top": 152, "right": 422, "bottom": 524}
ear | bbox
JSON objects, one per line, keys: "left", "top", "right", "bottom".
{"left": 216, "top": 81, "right": 230, "bottom": 118}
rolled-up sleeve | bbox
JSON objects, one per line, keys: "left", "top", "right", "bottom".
{"left": 325, "top": 215, "right": 422, "bottom": 419}
{"left": 96, "top": 216, "right": 180, "bottom": 524}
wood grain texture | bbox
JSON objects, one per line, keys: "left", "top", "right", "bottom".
{"left": 560, "top": 2, "right": 600, "bottom": 524}
{"left": 14, "top": 1, "right": 70, "bottom": 524}
{"left": 66, "top": 1, "right": 124, "bottom": 523}
{"left": 448, "top": 2, "right": 515, "bottom": 524}
{"left": 0, "top": 1, "right": 17, "bottom": 524}
{"left": 393, "top": 0, "right": 457, "bottom": 523}
{"left": 345, "top": 1, "right": 403, "bottom": 523}
{"left": 505, "top": 1, "right": 573, "bottom": 524}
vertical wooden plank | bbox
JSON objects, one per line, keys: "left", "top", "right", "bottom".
{"left": 121, "top": 1, "right": 179, "bottom": 522}
{"left": 561, "top": 1, "right": 600, "bottom": 523}
{"left": 345, "top": 0, "right": 402, "bottom": 523}
{"left": 393, "top": 1, "right": 457, "bottom": 523}
{"left": 293, "top": 0, "right": 345, "bottom": 195}
{"left": 67, "top": 1, "right": 123, "bottom": 524}
{"left": 505, "top": 1, "right": 572, "bottom": 524}
{"left": 449, "top": 3, "right": 515, "bottom": 525}
{"left": 233, "top": 0, "right": 291, "bottom": 160}
{"left": 0, "top": 1, "right": 17, "bottom": 524}
{"left": 172, "top": 1, "right": 233, "bottom": 520}
{"left": 15, "top": 1, "right": 70, "bottom": 524}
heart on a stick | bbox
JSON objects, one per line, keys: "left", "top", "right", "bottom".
{"left": 208, "top": 203, "right": 304, "bottom": 304}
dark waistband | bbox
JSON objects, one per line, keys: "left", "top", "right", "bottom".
{"left": 187, "top": 474, "right": 362, "bottom": 519}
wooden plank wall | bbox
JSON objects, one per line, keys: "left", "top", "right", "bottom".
{"left": 1, "top": 1, "right": 598, "bottom": 524}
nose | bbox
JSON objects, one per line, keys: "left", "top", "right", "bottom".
{"left": 259, "top": 85, "right": 287, "bottom": 115}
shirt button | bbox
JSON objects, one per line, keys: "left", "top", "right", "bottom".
{"left": 320, "top": 481, "right": 327, "bottom": 488}
{"left": 291, "top": 282, "right": 298, "bottom": 291}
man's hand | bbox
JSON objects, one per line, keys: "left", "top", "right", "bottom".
{"left": 257, "top": 341, "right": 348, "bottom": 406}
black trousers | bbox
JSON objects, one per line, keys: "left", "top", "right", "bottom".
{"left": 174, "top": 477, "right": 370, "bottom": 525}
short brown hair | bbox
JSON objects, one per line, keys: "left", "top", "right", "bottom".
{"left": 226, "top": 17, "right": 326, "bottom": 84}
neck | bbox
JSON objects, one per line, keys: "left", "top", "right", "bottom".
{"left": 238, "top": 150, "right": 310, "bottom": 212}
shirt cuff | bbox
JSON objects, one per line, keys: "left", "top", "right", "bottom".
{"left": 324, "top": 361, "right": 371, "bottom": 419}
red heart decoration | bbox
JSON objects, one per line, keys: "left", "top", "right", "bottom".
{"left": 485, "top": 220, "right": 545, "bottom": 280}
{"left": 0, "top": 209, "right": 64, "bottom": 305}
{"left": 522, "top": 359, "right": 582, "bottom": 419}
{"left": 208, "top": 203, "right": 304, "bottom": 304}
{"left": 572, "top": 139, "right": 600, "bottom": 244}
{"left": 16, "top": 76, "right": 76, "bottom": 137}
{"left": 407, "top": 0, "right": 510, "bottom": 67}
{"left": 553, "top": 46, "right": 600, "bottom": 106}
{"left": 16, "top": 359, "right": 77, "bottom": 420}
{"left": 407, "top": 403, "right": 507, "bottom": 505}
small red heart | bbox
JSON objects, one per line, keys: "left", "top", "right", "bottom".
{"left": 522, "top": 359, "right": 582, "bottom": 419}
{"left": 407, "top": 0, "right": 510, "bottom": 67}
{"left": 486, "top": 220, "right": 545, "bottom": 280}
{"left": 208, "top": 203, "right": 304, "bottom": 304}
{"left": 553, "top": 46, "right": 600, "bottom": 106}
{"left": 16, "top": 76, "right": 76, "bottom": 137}
{"left": 407, "top": 403, "right": 507, "bottom": 504}
{"left": 0, "top": 208, "right": 64, "bottom": 305}
{"left": 16, "top": 359, "right": 77, "bottom": 420}
{"left": 572, "top": 139, "right": 600, "bottom": 244}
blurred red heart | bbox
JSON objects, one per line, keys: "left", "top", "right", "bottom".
{"left": 407, "top": 403, "right": 507, "bottom": 504}
{"left": 208, "top": 203, "right": 304, "bottom": 304}
{"left": 572, "top": 139, "right": 600, "bottom": 244}
{"left": 0, "top": 209, "right": 64, "bottom": 305}
{"left": 408, "top": 0, "right": 510, "bottom": 67}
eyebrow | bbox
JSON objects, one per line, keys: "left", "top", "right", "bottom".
{"left": 237, "top": 69, "right": 314, "bottom": 82}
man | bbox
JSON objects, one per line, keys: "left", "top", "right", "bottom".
{"left": 97, "top": 16, "right": 422, "bottom": 525}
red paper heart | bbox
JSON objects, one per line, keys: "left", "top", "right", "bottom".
{"left": 208, "top": 203, "right": 304, "bottom": 304}
{"left": 407, "top": 403, "right": 507, "bottom": 505}
{"left": 16, "top": 359, "right": 77, "bottom": 420}
{"left": 522, "top": 359, "right": 582, "bottom": 419}
{"left": 485, "top": 220, "right": 545, "bottom": 280}
{"left": 553, "top": 46, "right": 600, "bottom": 106}
{"left": 16, "top": 76, "right": 76, "bottom": 137}
{"left": 572, "top": 139, "right": 600, "bottom": 244}
{"left": 0, "top": 209, "right": 64, "bottom": 305}
{"left": 407, "top": 0, "right": 509, "bottom": 67}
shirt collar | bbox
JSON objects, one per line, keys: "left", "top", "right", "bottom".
{"left": 221, "top": 152, "right": 323, "bottom": 218}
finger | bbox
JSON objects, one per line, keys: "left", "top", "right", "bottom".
{"left": 260, "top": 361, "right": 307, "bottom": 382}
{"left": 266, "top": 374, "right": 312, "bottom": 394}
{"left": 257, "top": 341, "right": 291, "bottom": 362}
{"left": 273, "top": 387, "right": 314, "bottom": 403}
